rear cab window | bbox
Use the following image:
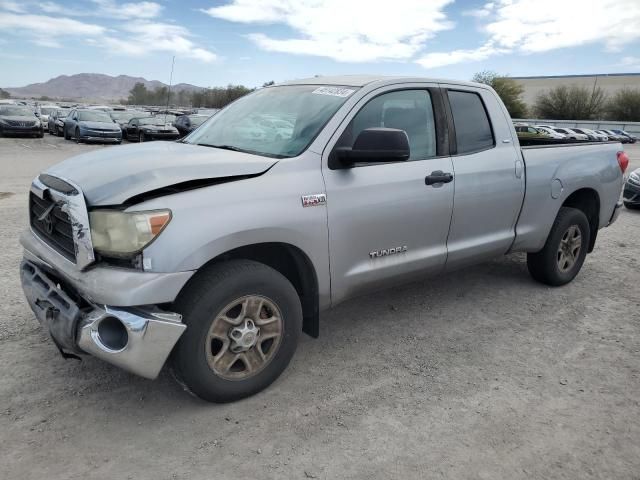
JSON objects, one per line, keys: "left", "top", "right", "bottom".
{"left": 447, "top": 90, "right": 495, "bottom": 154}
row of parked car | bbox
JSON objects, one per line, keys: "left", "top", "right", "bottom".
{"left": 0, "top": 101, "right": 216, "bottom": 144}
{"left": 514, "top": 123, "right": 638, "bottom": 143}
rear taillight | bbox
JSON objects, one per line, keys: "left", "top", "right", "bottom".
{"left": 617, "top": 151, "right": 629, "bottom": 173}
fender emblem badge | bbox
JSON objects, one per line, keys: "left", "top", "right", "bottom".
{"left": 370, "top": 246, "right": 408, "bottom": 258}
{"left": 301, "top": 194, "right": 327, "bottom": 208}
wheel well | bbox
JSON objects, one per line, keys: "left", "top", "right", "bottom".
{"left": 562, "top": 188, "right": 600, "bottom": 252}
{"left": 199, "top": 243, "right": 320, "bottom": 338}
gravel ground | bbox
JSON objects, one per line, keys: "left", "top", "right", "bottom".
{"left": 1, "top": 135, "right": 639, "bottom": 480}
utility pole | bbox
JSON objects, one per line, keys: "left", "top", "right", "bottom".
{"left": 164, "top": 55, "right": 175, "bottom": 125}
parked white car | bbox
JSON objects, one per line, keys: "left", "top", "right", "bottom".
{"left": 553, "top": 128, "right": 589, "bottom": 140}
{"left": 535, "top": 126, "right": 566, "bottom": 139}
{"left": 583, "top": 129, "right": 608, "bottom": 141}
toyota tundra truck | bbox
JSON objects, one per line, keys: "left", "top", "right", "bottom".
{"left": 20, "top": 76, "right": 629, "bottom": 402}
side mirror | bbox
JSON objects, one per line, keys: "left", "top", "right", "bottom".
{"left": 331, "top": 128, "right": 410, "bottom": 168}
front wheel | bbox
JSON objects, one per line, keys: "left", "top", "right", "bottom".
{"left": 139, "top": 132, "right": 145, "bottom": 142}
{"left": 172, "top": 260, "right": 302, "bottom": 403}
{"left": 75, "top": 128, "right": 81, "bottom": 143}
{"left": 527, "top": 207, "right": 590, "bottom": 286}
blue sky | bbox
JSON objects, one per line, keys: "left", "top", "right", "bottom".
{"left": 1, "top": 0, "right": 639, "bottom": 88}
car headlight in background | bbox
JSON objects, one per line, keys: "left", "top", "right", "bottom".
{"left": 629, "top": 171, "right": 640, "bottom": 185}
{"left": 90, "top": 209, "right": 171, "bottom": 256}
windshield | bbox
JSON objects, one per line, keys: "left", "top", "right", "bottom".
{"left": 56, "top": 110, "right": 69, "bottom": 118}
{"left": 139, "top": 116, "right": 174, "bottom": 125}
{"left": 189, "top": 115, "right": 208, "bottom": 126}
{"left": 40, "top": 107, "right": 56, "bottom": 115}
{"left": 111, "top": 111, "right": 142, "bottom": 121}
{"left": 185, "top": 85, "right": 357, "bottom": 158}
{"left": 0, "top": 106, "right": 35, "bottom": 116}
{"left": 78, "top": 111, "right": 113, "bottom": 122}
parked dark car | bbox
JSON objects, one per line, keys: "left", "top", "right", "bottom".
{"left": 600, "top": 129, "right": 630, "bottom": 143}
{"left": 174, "top": 114, "right": 209, "bottom": 138}
{"left": 125, "top": 116, "right": 180, "bottom": 142}
{"left": 0, "top": 105, "right": 44, "bottom": 137}
{"left": 610, "top": 129, "right": 637, "bottom": 143}
{"left": 110, "top": 110, "right": 145, "bottom": 138}
{"left": 64, "top": 109, "right": 122, "bottom": 144}
{"left": 624, "top": 168, "right": 640, "bottom": 210}
{"left": 48, "top": 109, "right": 70, "bottom": 136}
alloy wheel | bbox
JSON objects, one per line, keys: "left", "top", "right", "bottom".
{"left": 557, "top": 224, "right": 582, "bottom": 272}
{"left": 205, "top": 295, "right": 283, "bottom": 381}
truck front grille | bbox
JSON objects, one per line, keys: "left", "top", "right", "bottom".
{"left": 29, "top": 192, "right": 76, "bottom": 263}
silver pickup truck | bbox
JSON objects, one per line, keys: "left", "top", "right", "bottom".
{"left": 20, "top": 76, "right": 628, "bottom": 402}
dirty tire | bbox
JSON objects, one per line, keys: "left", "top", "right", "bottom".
{"left": 527, "top": 206, "right": 590, "bottom": 286}
{"left": 64, "top": 128, "right": 70, "bottom": 140}
{"left": 75, "top": 128, "right": 81, "bottom": 143}
{"left": 171, "top": 260, "right": 302, "bottom": 403}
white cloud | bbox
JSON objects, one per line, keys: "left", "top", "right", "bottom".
{"left": 91, "top": 0, "right": 163, "bottom": 19}
{"left": 418, "top": 0, "right": 640, "bottom": 69}
{"left": 0, "top": 13, "right": 106, "bottom": 36}
{"left": 102, "top": 22, "right": 217, "bottom": 62}
{"left": 0, "top": 1, "right": 25, "bottom": 13}
{"left": 0, "top": 4, "right": 216, "bottom": 63}
{"left": 37, "top": 0, "right": 162, "bottom": 19}
{"left": 204, "top": 0, "right": 454, "bottom": 62}
{"left": 417, "top": 42, "right": 506, "bottom": 69}
{"left": 462, "top": 2, "right": 495, "bottom": 18}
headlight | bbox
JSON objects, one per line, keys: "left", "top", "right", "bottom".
{"left": 630, "top": 171, "right": 640, "bottom": 185}
{"left": 90, "top": 209, "right": 171, "bottom": 256}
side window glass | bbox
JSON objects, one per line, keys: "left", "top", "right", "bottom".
{"left": 337, "top": 90, "right": 437, "bottom": 161}
{"left": 448, "top": 90, "right": 494, "bottom": 154}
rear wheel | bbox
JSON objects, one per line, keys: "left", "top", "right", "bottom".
{"left": 527, "top": 207, "right": 590, "bottom": 286}
{"left": 172, "top": 260, "right": 302, "bottom": 403}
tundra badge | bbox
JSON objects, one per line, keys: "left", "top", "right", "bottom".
{"left": 301, "top": 194, "right": 327, "bottom": 207}
{"left": 370, "top": 246, "right": 408, "bottom": 258}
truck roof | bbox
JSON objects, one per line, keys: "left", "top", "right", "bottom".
{"left": 278, "top": 75, "right": 484, "bottom": 89}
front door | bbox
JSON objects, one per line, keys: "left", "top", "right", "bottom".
{"left": 322, "top": 87, "right": 455, "bottom": 305}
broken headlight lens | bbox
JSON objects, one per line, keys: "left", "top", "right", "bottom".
{"left": 90, "top": 209, "right": 171, "bottom": 256}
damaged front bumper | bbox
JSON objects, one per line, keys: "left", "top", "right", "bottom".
{"left": 20, "top": 259, "right": 186, "bottom": 379}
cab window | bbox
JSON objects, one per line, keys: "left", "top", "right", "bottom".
{"left": 336, "top": 90, "right": 437, "bottom": 161}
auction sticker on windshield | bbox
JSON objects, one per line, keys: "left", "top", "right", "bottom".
{"left": 312, "top": 86, "right": 355, "bottom": 97}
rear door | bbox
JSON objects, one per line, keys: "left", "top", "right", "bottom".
{"left": 440, "top": 85, "right": 525, "bottom": 270}
{"left": 322, "top": 85, "right": 454, "bottom": 305}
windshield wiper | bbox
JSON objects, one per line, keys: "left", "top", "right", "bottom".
{"left": 197, "top": 144, "right": 245, "bottom": 152}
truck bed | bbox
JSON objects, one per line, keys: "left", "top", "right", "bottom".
{"left": 512, "top": 140, "right": 624, "bottom": 253}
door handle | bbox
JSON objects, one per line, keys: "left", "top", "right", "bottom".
{"left": 425, "top": 170, "right": 454, "bottom": 186}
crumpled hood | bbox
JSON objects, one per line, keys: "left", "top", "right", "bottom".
{"left": 45, "top": 142, "right": 277, "bottom": 205}
{"left": 79, "top": 121, "right": 120, "bottom": 131}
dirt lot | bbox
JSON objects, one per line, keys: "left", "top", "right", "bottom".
{"left": 0, "top": 135, "right": 639, "bottom": 480}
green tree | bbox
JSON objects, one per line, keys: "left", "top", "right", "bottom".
{"left": 606, "top": 88, "right": 640, "bottom": 122}
{"left": 534, "top": 85, "right": 606, "bottom": 120}
{"left": 127, "top": 82, "right": 150, "bottom": 105}
{"left": 0, "top": 88, "right": 10, "bottom": 99}
{"left": 472, "top": 71, "right": 527, "bottom": 118}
